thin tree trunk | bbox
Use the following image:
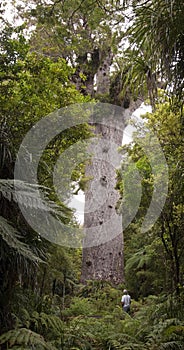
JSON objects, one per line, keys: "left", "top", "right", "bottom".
{"left": 40, "top": 266, "right": 47, "bottom": 297}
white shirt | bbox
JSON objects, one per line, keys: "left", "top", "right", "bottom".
{"left": 121, "top": 294, "right": 131, "bottom": 307}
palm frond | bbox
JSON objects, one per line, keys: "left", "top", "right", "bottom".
{"left": 128, "top": 0, "right": 184, "bottom": 98}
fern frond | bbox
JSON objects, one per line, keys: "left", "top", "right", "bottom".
{"left": 31, "top": 311, "right": 64, "bottom": 336}
{"left": 40, "top": 312, "right": 64, "bottom": 333}
{"left": 0, "top": 179, "right": 71, "bottom": 218}
{"left": 159, "top": 341, "right": 184, "bottom": 349}
{"left": 107, "top": 332, "right": 148, "bottom": 350}
{"left": 0, "top": 328, "right": 56, "bottom": 349}
{"left": 0, "top": 215, "right": 42, "bottom": 262}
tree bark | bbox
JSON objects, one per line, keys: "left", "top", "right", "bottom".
{"left": 81, "top": 101, "right": 141, "bottom": 285}
{"left": 96, "top": 48, "right": 113, "bottom": 95}
{"left": 79, "top": 40, "right": 143, "bottom": 285}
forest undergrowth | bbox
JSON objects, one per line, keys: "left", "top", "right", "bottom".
{"left": 0, "top": 279, "right": 184, "bottom": 350}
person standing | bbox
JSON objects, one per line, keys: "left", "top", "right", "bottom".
{"left": 121, "top": 289, "right": 131, "bottom": 313}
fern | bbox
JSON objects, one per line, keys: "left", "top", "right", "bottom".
{"left": 0, "top": 215, "right": 43, "bottom": 262}
{"left": 0, "top": 179, "right": 73, "bottom": 261}
{"left": 0, "top": 179, "right": 71, "bottom": 217}
{"left": 63, "top": 332, "right": 93, "bottom": 350}
{"left": 14, "top": 308, "right": 65, "bottom": 340}
{"left": 159, "top": 341, "right": 184, "bottom": 350}
{"left": 31, "top": 311, "right": 64, "bottom": 337}
{"left": 107, "top": 332, "right": 148, "bottom": 350}
{"left": 0, "top": 328, "right": 56, "bottom": 349}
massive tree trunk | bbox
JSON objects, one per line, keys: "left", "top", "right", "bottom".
{"left": 80, "top": 102, "right": 141, "bottom": 285}
{"left": 80, "top": 48, "right": 142, "bottom": 285}
{"left": 81, "top": 109, "right": 125, "bottom": 284}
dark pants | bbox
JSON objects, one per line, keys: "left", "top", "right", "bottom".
{"left": 123, "top": 305, "right": 130, "bottom": 313}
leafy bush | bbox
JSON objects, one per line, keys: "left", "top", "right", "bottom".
{"left": 62, "top": 297, "right": 97, "bottom": 317}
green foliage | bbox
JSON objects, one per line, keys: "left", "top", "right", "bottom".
{"left": 62, "top": 297, "right": 96, "bottom": 317}
{"left": 0, "top": 328, "right": 55, "bottom": 349}
{"left": 116, "top": 97, "right": 184, "bottom": 298}
{"left": 0, "top": 215, "right": 43, "bottom": 262}
{"left": 0, "top": 179, "right": 71, "bottom": 218}
{"left": 21, "top": 0, "right": 123, "bottom": 59}
{"left": 0, "top": 3, "right": 184, "bottom": 350}
{"left": 0, "top": 50, "right": 89, "bottom": 152}
{"left": 128, "top": 0, "right": 184, "bottom": 99}
{"left": 0, "top": 20, "right": 91, "bottom": 336}
{"left": 1, "top": 280, "right": 184, "bottom": 350}
{"left": 29, "top": 311, "right": 64, "bottom": 339}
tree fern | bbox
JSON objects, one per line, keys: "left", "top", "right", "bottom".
{"left": 0, "top": 328, "right": 56, "bottom": 349}
{"left": 0, "top": 215, "right": 43, "bottom": 262}
{"left": 0, "top": 179, "right": 71, "bottom": 217}
{"left": 30, "top": 311, "right": 64, "bottom": 337}
{"left": 0, "top": 179, "right": 73, "bottom": 262}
